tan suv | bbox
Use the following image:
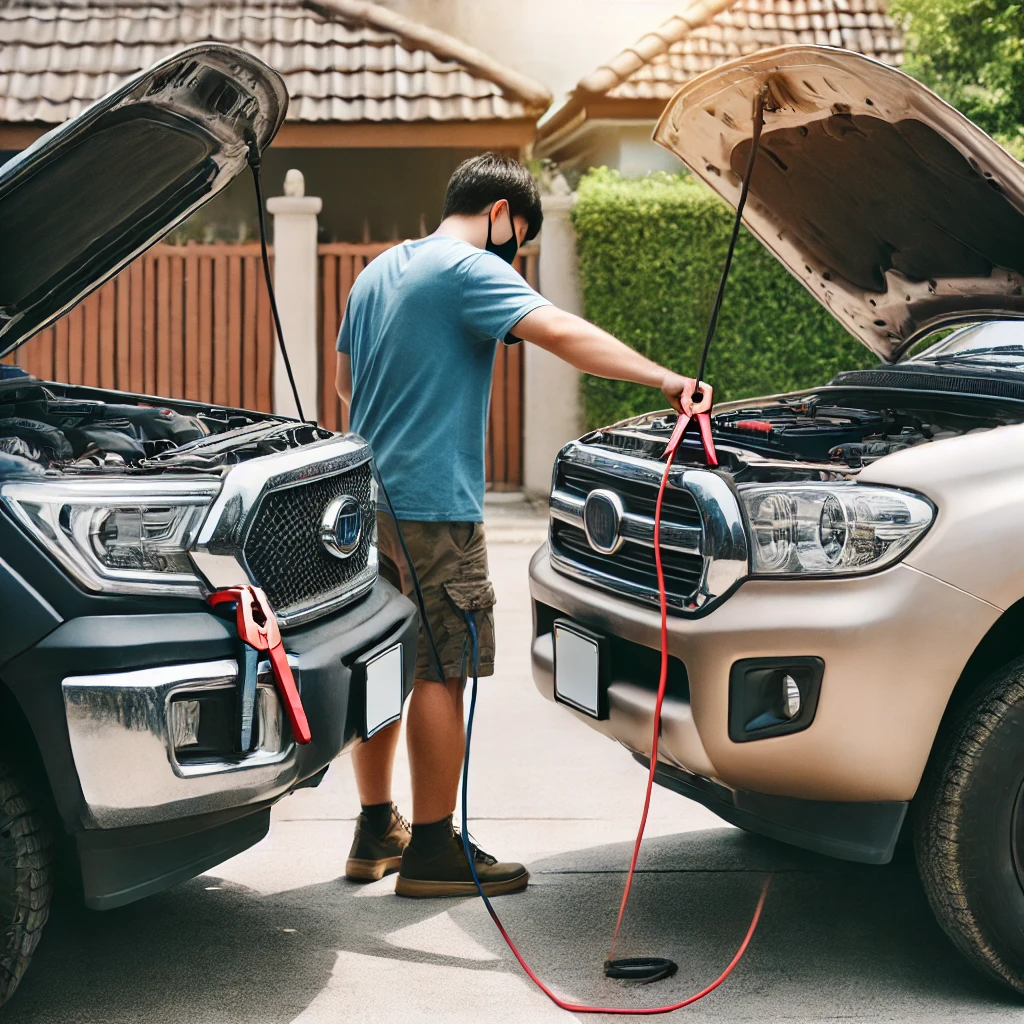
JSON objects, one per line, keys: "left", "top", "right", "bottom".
{"left": 529, "top": 45, "right": 1024, "bottom": 995}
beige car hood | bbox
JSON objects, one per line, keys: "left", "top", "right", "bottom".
{"left": 653, "top": 45, "right": 1024, "bottom": 363}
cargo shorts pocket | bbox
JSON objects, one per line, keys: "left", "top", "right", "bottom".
{"left": 441, "top": 578, "right": 496, "bottom": 677}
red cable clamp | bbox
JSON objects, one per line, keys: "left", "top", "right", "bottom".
{"left": 208, "top": 585, "right": 312, "bottom": 745}
{"left": 663, "top": 405, "right": 718, "bottom": 466}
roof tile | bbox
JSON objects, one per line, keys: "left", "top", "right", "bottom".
{"left": 0, "top": 0, "right": 548, "bottom": 123}
{"left": 598, "top": 0, "right": 904, "bottom": 101}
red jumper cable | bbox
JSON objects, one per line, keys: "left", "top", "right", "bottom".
{"left": 208, "top": 585, "right": 312, "bottom": 745}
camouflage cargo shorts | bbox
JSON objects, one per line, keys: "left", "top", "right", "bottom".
{"left": 377, "top": 515, "right": 496, "bottom": 682}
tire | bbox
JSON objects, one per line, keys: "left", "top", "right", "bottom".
{"left": 0, "top": 759, "right": 53, "bottom": 1009}
{"left": 915, "top": 658, "right": 1024, "bottom": 995}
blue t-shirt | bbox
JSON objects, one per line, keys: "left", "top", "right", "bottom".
{"left": 337, "top": 236, "right": 550, "bottom": 522}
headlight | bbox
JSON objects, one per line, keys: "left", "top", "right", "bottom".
{"left": 738, "top": 482, "right": 934, "bottom": 576}
{"left": 1, "top": 478, "right": 220, "bottom": 596}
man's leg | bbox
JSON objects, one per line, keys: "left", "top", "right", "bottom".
{"left": 346, "top": 721, "right": 411, "bottom": 881}
{"left": 351, "top": 718, "right": 401, "bottom": 807}
{"left": 406, "top": 675, "right": 465, "bottom": 824}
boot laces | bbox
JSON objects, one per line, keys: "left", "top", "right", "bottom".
{"left": 454, "top": 826, "right": 497, "bottom": 866}
{"left": 391, "top": 805, "right": 411, "bottom": 834}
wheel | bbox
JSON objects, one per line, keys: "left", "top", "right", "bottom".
{"left": 0, "top": 758, "right": 53, "bottom": 1008}
{"left": 915, "top": 658, "right": 1024, "bottom": 994}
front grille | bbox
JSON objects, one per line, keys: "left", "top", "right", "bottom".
{"left": 549, "top": 455, "right": 707, "bottom": 609}
{"left": 551, "top": 521, "right": 704, "bottom": 598}
{"left": 243, "top": 461, "right": 374, "bottom": 622}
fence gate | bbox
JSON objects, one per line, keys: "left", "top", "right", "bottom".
{"left": 319, "top": 242, "right": 536, "bottom": 491}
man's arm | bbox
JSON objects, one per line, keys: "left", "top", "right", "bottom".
{"left": 335, "top": 352, "right": 352, "bottom": 409}
{"left": 512, "top": 305, "right": 712, "bottom": 415}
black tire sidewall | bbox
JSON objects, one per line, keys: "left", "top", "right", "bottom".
{"left": 920, "top": 665, "right": 1024, "bottom": 987}
{"left": 958, "top": 705, "right": 1024, "bottom": 963}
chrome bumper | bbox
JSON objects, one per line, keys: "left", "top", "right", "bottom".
{"left": 63, "top": 657, "right": 300, "bottom": 829}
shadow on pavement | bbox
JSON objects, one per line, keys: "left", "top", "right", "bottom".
{"left": 4, "top": 827, "right": 1018, "bottom": 1022}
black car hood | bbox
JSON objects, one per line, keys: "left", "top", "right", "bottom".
{"left": 653, "top": 45, "right": 1024, "bottom": 363}
{"left": 0, "top": 44, "right": 287, "bottom": 359}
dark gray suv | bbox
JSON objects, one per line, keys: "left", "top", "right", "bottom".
{"left": 0, "top": 45, "right": 417, "bottom": 1007}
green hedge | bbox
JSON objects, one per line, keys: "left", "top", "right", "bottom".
{"left": 571, "top": 169, "right": 876, "bottom": 428}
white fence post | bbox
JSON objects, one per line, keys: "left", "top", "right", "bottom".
{"left": 267, "top": 169, "right": 322, "bottom": 420}
{"left": 524, "top": 177, "right": 584, "bottom": 499}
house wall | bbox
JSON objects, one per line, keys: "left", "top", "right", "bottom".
{"left": 379, "top": 0, "right": 682, "bottom": 114}
{"left": 172, "top": 147, "right": 482, "bottom": 243}
{"left": 557, "top": 124, "right": 683, "bottom": 177}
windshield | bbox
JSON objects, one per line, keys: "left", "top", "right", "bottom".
{"left": 910, "top": 321, "right": 1024, "bottom": 367}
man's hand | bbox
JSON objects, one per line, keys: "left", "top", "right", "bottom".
{"left": 662, "top": 372, "right": 713, "bottom": 416}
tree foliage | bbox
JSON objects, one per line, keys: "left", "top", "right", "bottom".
{"left": 891, "top": 0, "right": 1024, "bottom": 141}
{"left": 571, "top": 170, "right": 875, "bottom": 429}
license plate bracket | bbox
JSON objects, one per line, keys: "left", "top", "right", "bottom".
{"left": 553, "top": 619, "right": 609, "bottom": 720}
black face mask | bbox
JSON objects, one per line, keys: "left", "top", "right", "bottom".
{"left": 485, "top": 206, "right": 519, "bottom": 264}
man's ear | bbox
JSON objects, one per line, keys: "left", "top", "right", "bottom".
{"left": 488, "top": 199, "right": 514, "bottom": 244}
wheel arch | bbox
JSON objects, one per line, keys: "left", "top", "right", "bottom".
{"left": 916, "top": 595, "right": 1024, "bottom": 799}
{"left": 944, "top": 596, "right": 1024, "bottom": 725}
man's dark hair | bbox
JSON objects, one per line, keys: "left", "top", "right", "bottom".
{"left": 442, "top": 153, "right": 543, "bottom": 242}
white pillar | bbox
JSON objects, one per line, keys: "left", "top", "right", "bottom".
{"left": 267, "top": 169, "right": 322, "bottom": 420}
{"left": 523, "top": 177, "right": 584, "bottom": 499}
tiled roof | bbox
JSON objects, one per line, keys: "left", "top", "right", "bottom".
{"left": 0, "top": 0, "right": 552, "bottom": 123}
{"left": 579, "top": 0, "right": 904, "bottom": 103}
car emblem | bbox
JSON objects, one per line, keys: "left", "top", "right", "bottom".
{"left": 320, "top": 494, "right": 363, "bottom": 559}
{"left": 582, "top": 489, "right": 625, "bottom": 555}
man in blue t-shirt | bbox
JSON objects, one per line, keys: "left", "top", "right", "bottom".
{"left": 337, "top": 154, "right": 711, "bottom": 898}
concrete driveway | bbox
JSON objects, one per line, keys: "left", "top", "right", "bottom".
{"left": 5, "top": 503, "right": 1020, "bottom": 1022}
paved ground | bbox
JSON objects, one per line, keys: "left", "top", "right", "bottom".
{"left": 6, "top": 500, "right": 1021, "bottom": 1022}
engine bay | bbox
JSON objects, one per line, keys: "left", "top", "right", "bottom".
{"left": 0, "top": 377, "right": 331, "bottom": 475}
{"left": 592, "top": 389, "right": 1023, "bottom": 482}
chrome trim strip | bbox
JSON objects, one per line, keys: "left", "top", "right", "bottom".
{"left": 550, "top": 491, "right": 702, "bottom": 555}
{"left": 63, "top": 659, "right": 300, "bottom": 828}
{"left": 548, "top": 440, "right": 749, "bottom": 613}
{"left": 191, "top": 434, "right": 379, "bottom": 627}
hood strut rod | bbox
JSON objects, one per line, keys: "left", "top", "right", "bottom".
{"left": 246, "top": 136, "right": 309, "bottom": 424}
{"left": 693, "top": 86, "right": 767, "bottom": 397}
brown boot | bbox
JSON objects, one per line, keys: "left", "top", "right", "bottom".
{"left": 345, "top": 803, "right": 411, "bottom": 882}
{"left": 395, "top": 815, "right": 529, "bottom": 898}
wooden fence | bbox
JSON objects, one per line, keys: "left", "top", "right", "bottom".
{"left": 5, "top": 241, "right": 538, "bottom": 488}
{"left": 5, "top": 243, "right": 278, "bottom": 412}
{"left": 319, "top": 243, "right": 538, "bottom": 490}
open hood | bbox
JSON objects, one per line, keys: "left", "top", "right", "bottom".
{"left": 0, "top": 44, "right": 287, "bottom": 359}
{"left": 653, "top": 45, "right": 1024, "bottom": 363}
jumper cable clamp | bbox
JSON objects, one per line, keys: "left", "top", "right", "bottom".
{"left": 208, "top": 585, "right": 312, "bottom": 745}
{"left": 662, "top": 393, "right": 718, "bottom": 466}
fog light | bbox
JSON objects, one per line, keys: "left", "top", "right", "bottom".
{"left": 782, "top": 674, "right": 801, "bottom": 719}
{"left": 170, "top": 698, "right": 201, "bottom": 749}
{"left": 728, "top": 657, "right": 824, "bottom": 742}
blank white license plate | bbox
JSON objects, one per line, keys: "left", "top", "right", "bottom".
{"left": 553, "top": 621, "right": 606, "bottom": 719}
{"left": 365, "top": 643, "right": 404, "bottom": 739}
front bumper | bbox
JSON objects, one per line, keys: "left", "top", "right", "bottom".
{"left": 530, "top": 544, "right": 1000, "bottom": 804}
{"left": 3, "top": 579, "right": 417, "bottom": 907}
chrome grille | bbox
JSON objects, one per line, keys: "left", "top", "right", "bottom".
{"left": 243, "top": 462, "right": 375, "bottom": 624}
{"left": 548, "top": 442, "right": 749, "bottom": 614}
{"left": 192, "top": 436, "right": 379, "bottom": 629}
